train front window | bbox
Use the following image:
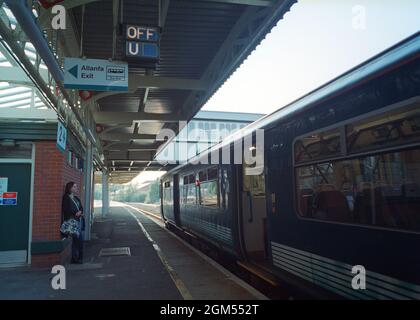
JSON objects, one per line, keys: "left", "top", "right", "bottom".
{"left": 296, "top": 148, "right": 420, "bottom": 232}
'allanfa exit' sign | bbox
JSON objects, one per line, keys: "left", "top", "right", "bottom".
{"left": 123, "top": 25, "right": 159, "bottom": 68}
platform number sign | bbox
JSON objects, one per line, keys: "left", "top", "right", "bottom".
{"left": 57, "top": 121, "right": 67, "bottom": 153}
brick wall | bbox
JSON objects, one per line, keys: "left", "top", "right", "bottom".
{"left": 62, "top": 161, "right": 84, "bottom": 208}
{"left": 32, "top": 141, "right": 84, "bottom": 267}
{"left": 33, "top": 141, "right": 64, "bottom": 242}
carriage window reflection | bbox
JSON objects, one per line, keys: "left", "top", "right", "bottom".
{"left": 181, "top": 174, "right": 197, "bottom": 205}
{"left": 294, "top": 128, "right": 341, "bottom": 164}
{"left": 199, "top": 180, "right": 219, "bottom": 207}
{"left": 163, "top": 182, "right": 172, "bottom": 205}
{"left": 296, "top": 149, "right": 420, "bottom": 232}
{"left": 347, "top": 103, "right": 420, "bottom": 154}
{"left": 198, "top": 167, "right": 220, "bottom": 208}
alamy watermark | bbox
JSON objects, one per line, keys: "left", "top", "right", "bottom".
{"left": 155, "top": 121, "right": 264, "bottom": 176}
{"left": 351, "top": 265, "right": 366, "bottom": 290}
{"left": 352, "top": 5, "right": 367, "bottom": 30}
{"left": 51, "top": 265, "right": 66, "bottom": 290}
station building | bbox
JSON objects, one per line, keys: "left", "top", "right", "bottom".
{"left": 0, "top": 0, "right": 294, "bottom": 268}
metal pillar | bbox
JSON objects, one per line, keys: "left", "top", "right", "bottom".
{"left": 83, "top": 140, "right": 93, "bottom": 240}
{"left": 102, "top": 170, "right": 109, "bottom": 218}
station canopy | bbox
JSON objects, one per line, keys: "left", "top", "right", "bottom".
{"left": 2, "top": 0, "right": 297, "bottom": 183}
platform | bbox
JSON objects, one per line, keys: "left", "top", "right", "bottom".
{"left": 0, "top": 202, "right": 265, "bottom": 300}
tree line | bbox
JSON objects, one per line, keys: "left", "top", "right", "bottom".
{"left": 94, "top": 179, "right": 160, "bottom": 204}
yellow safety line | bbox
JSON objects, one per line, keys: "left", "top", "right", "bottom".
{"left": 124, "top": 206, "right": 193, "bottom": 300}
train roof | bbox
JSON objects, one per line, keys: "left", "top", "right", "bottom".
{"left": 162, "top": 32, "right": 420, "bottom": 177}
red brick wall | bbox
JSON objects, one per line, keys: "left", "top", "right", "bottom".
{"left": 62, "top": 161, "right": 84, "bottom": 208}
{"left": 32, "top": 141, "right": 84, "bottom": 267}
{"left": 33, "top": 141, "right": 64, "bottom": 242}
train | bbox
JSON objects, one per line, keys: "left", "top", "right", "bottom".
{"left": 159, "top": 32, "right": 420, "bottom": 300}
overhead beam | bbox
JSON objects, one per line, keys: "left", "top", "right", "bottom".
{"left": 128, "top": 75, "right": 208, "bottom": 91}
{"left": 159, "top": 0, "right": 170, "bottom": 29}
{"left": 93, "top": 111, "right": 180, "bottom": 124}
{"left": 100, "top": 133, "right": 157, "bottom": 141}
{"left": 62, "top": 0, "right": 102, "bottom": 9}
{"left": 138, "top": 87, "right": 149, "bottom": 112}
{"left": 106, "top": 151, "right": 155, "bottom": 161}
{"left": 109, "top": 147, "right": 158, "bottom": 152}
{"left": 107, "top": 160, "right": 160, "bottom": 164}
{"left": 93, "top": 75, "right": 208, "bottom": 103}
{"left": 183, "top": 0, "right": 274, "bottom": 6}
{"left": 0, "top": 66, "right": 48, "bottom": 84}
{"left": 0, "top": 107, "right": 57, "bottom": 120}
{"left": 112, "top": 0, "right": 119, "bottom": 59}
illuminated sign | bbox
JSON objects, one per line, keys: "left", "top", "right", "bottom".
{"left": 124, "top": 25, "right": 159, "bottom": 62}
{"left": 126, "top": 26, "right": 159, "bottom": 42}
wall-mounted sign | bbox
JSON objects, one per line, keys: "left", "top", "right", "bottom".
{"left": 64, "top": 58, "right": 128, "bottom": 91}
{"left": 0, "top": 177, "right": 7, "bottom": 194}
{"left": 124, "top": 25, "right": 159, "bottom": 66}
{"left": 56, "top": 121, "right": 67, "bottom": 153}
{"left": 1, "top": 192, "right": 17, "bottom": 206}
{"left": 0, "top": 177, "right": 7, "bottom": 205}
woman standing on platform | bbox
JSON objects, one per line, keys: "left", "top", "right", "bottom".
{"left": 61, "top": 182, "right": 84, "bottom": 264}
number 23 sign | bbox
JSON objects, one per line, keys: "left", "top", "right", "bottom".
{"left": 57, "top": 121, "right": 67, "bottom": 153}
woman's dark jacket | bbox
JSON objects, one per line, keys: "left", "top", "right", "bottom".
{"left": 62, "top": 193, "right": 84, "bottom": 221}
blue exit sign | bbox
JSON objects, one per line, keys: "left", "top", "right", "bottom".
{"left": 124, "top": 25, "right": 159, "bottom": 61}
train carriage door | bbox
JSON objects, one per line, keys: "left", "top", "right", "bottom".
{"left": 0, "top": 143, "right": 33, "bottom": 267}
{"left": 241, "top": 162, "right": 268, "bottom": 262}
{"left": 173, "top": 174, "right": 181, "bottom": 226}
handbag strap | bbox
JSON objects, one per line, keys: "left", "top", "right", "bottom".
{"left": 70, "top": 195, "right": 80, "bottom": 211}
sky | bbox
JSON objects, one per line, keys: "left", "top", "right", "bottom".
{"left": 202, "top": 0, "right": 420, "bottom": 115}
{"left": 134, "top": 0, "right": 420, "bottom": 184}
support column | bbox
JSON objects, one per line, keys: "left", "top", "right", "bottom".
{"left": 83, "top": 140, "right": 93, "bottom": 240}
{"left": 102, "top": 170, "right": 109, "bottom": 218}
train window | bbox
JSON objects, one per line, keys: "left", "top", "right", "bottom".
{"left": 200, "top": 180, "right": 219, "bottom": 207}
{"left": 186, "top": 184, "right": 197, "bottom": 205}
{"left": 208, "top": 167, "right": 218, "bottom": 180}
{"left": 296, "top": 148, "right": 420, "bottom": 232}
{"left": 199, "top": 171, "right": 207, "bottom": 181}
{"left": 163, "top": 185, "right": 172, "bottom": 205}
{"left": 347, "top": 103, "right": 420, "bottom": 154}
{"left": 220, "top": 168, "right": 229, "bottom": 209}
{"left": 294, "top": 128, "right": 341, "bottom": 164}
{"left": 243, "top": 162, "right": 265, "bottom": 195}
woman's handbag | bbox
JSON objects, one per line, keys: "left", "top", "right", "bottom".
{"left": 60, "top": 218, "right": 80, "bottom": 237}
